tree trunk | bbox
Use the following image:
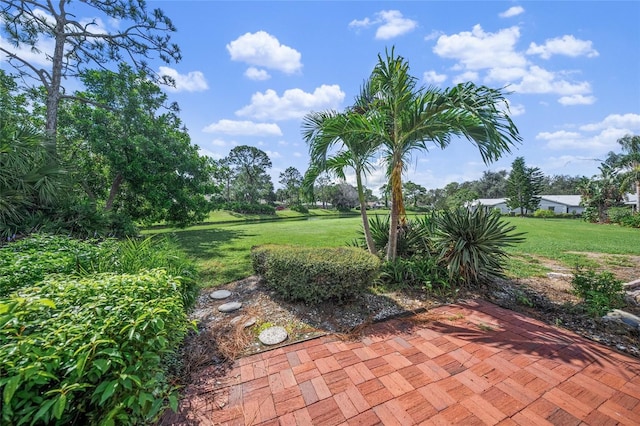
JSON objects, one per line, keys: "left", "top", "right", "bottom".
{"left": 45, "top": 15, "right": 67, "bottom": 157}
{"left": 105, "top": 173, "right": 124, "bottom": 211}
{"left": 356, "top": 171, "right": 376, "bottom": 255}
{"left": 386, "top": 160, "right": 405, "bottom": 261}
{"left": 636, "top": 179, "right": 640, "bottom": 213}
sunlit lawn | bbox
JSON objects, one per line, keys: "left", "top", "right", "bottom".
{"left": 145, "top": 214, "right": 640, "bottom": 287}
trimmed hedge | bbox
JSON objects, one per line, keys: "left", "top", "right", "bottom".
{"left": 0, "top": 270, "right": 189, "bottom": 425}
{"left": 251, "top": 245, "right": 381, "bottom": 304}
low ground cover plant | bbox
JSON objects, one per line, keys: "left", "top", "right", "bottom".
{"left": 251, "top": 244, "right": 381, "bottom": 304}
{"left": 0, "top": 234, "right": 199, "bottom": 424}
{"left": 571, "top": 268, "right": 625, "bottom": 316}
{"left": 0, "top": 270, "right": 189, "bottom": 425}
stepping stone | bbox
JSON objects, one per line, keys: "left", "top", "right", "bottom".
{"left": 210, "top": 290, "right": 232, "bottom": 300}
{"left": 218, "top": 301, "right": 242, "bottom": 313}
{"left": 231, "top": 315, "right": 257, "bottom": 328}
{"left": 258, "top": 326, "right": 288, "bottom": 346}
{"left": 603, "top": 309, "right": 640, "bottom": 330}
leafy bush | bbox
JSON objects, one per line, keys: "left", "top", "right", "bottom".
{"left": 533, "top": 209, "right": 555, "bottom": 218}
{"left": 607, "top": 207, "right": 633, "bottom": 224}
{"left": 571, "top": 268, "right": 624, "bottom": 316}
{"left": 251, "top": 245, "right": 380, "bottom": 304}
{"left": 354, "top": 213, "right": 436, "bottom": 258}
{"left": 223, "top": 202, "right": 276, "bottom": 215}
{"left": 290, "top": 203, "right": 309, "bottom": 214}
{"left": 621, "top": 213, "right": 640, "bottom": 228}
{"left": 0, "top": 234, "right": 199, "bottom": 309}
{"left": 0, "top": 270, "right": 189, "bottom": 425}
{"left": 0, "top": 234, "right": 111, "bottom": 296}
{"left": 376, "top": 256, "right": 449, "bottom": 293}
{"left": 433, "top": 208, "right": 526, "bottom": 286}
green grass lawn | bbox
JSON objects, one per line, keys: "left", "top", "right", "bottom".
{"left": 145, "top": 214, "right": 640, "bottom": 287}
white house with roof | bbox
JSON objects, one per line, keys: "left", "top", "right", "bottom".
{"left": 469, "top": 195, "right": 585, "bottom": 215}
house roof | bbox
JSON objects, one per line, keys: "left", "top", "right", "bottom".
{"left": 471, "top": 198, "right": 506, "bottom": 207}
{"left": 539, "top": 195, "right": 582, "bottom": 206}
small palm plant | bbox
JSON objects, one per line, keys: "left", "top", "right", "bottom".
{"left": 433, "top": 207, "right": 525, "bottom": 286}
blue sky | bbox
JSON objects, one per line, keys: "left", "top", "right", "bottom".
{"left": 3, "top": 1, "right": 640, "bottom": 194}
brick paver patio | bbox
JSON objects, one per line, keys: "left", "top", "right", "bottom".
{"left": 174, "top": 299, "right": 640, "bottom": 425}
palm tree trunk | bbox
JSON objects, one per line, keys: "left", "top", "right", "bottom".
{"left": 356, "top": 171, "right": 376, "bottom": 254}
{"left": 636, "top": 179, "right": 640, "bottom": 213}
{"left": 386, "top": 160, "right": 404, "bottom": 261}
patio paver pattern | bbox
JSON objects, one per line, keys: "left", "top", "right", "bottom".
{"left": 179, "top": 300, "right": 640, "bottom": 425}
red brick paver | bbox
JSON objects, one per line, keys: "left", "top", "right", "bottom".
{"left": 174, "top": 300, "right": 640, "bottom": 425}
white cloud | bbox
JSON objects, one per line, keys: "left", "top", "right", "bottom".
{"left": 0, "top": 33, "right": 52, "bottom": 67}
{"left": 265, "top": 150, "right": 282, "bottom": 159}
{"left": 244, "top": 67, "right": 271, "bottom": 81}
{"left": 210, "top": 139, "right": 236, "bottom": 147}
{"left": 452, "top": 71, "right": 479, "bottom": 85}
{"left": 537, "top": 113, "right": 640, "bottom": 152}
{"left": 158, "top": 66, "right": 208, "bottom": 92}
{"left": 558, "top": 94, "right": 596, "bottom": 106}
{"left": 433, "top": 25, "right": 527, "bottom": 70}
{"left": 235, "top": 84, "right": 345, "bottom": 121}
{"left": 527, "top": 35, "right": 599, "bottom": 59}
{"left": 226, "top": 31, "right": 302, "bottom": 74}
{"left": 202, "top": 119, "right": 282, "bottom": 136}
{"left": 510, "top": 66, "right": 591, "bottom": 95}
{"left": 499, "top": 6, "right": 525, "bottom": 18}
{"left": 349, "top": 10, "right": 417, "bottom": 40}
{"left": 505, "top": 101, "right": 526, "bottom": 116}
{"left": 423, "top": 70, "right": 447, "bottom": 84}
{"left": 579, "top": 113, "right": 640, "bottom": 132}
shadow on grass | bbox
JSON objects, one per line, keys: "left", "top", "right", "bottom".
{"left": 167, "top": 228, "right": 249, "bottom": 260}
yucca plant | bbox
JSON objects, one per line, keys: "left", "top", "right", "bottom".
{"left": 433, "top": 207, "right": 525, "bottom": 286}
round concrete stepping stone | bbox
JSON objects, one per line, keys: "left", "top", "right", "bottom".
{"left": 210, "top": 290, "right": 231, "bottom": 300}
{"left": 258, "top": 326, "right": 288, "bottom": 346}
{"left": 231, "top": 315, "right": 257, "bottom": 328}
{"left": 218, "top": 301, "right": 242, "bottom": 313}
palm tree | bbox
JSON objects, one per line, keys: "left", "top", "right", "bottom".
{"left": 362, "top": 48, "right": 522, "bottom": 260}
{"left": 617, "top": 134, "right": 640, "bottom": 212}
{"left": 302, "top": 106, "right": 380, "bottom": 255}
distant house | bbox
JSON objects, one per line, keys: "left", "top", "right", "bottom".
{"left": 624, "top": 193, "right": 638, "bottom": 212}
{"left": 469, "top": 195, "right": 585, "bottom": 215}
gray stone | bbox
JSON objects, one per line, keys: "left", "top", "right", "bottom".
{"left": 603, "top": 309, "right": 640, "bottom": 330}
{"left": 258, "top": 326, "right": 288, "bottom": 345}
{"left": 547, "top": 272, "right": 572, "bottom": 280}
{"left": 623, "top": 278, "right": 640, "bottom": 290}
{"left": 230, "top": 315, "right": 257, "bottom": 328}
{"left": 210, "top": 290, "right": 232, "bottom": 300}
{"left": 218, "top": 301, "right": 242, "bottom": 313}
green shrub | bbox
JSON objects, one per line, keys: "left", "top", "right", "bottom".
{"left": 607, "top": 207, "right": 633, "bottom": 224}
{"left": 621, "top": 213, "right": 640, "bottom": 228}
{"left": 223, "top": 202, "right": 276, "bottom": 215}
{"left": 0, "top": 234, "right": 199, "bottom": 310}
{"left": 0, "top": 270, "right": 188, "bottom": 425}
{"left": 376, "top": 256, "right": 449, "bottom": 293}
{"left": 0, "top": 234, "right": 112, "bottom": 296}
{"left": 251, "top": 245, "right": 380, "bottom": 304}
{"left": 571, "top": 268, "right": 625, "bottom": 316}
{"left": 290, "top": 203, "right": 309, "bottom": 214}
{"left": 533, "top": 209, "right": 556, "bottom": 218}
{"left": 433, "top": 208, "right": 526, "bottom": 286}
{"left": 354, "top": 213, "right": 436, "bottom": 258}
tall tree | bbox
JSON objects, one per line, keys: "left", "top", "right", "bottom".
{"left": 403, "top": 181, "right": 427, "bottom": 208}
{"left": 472, "top": 170, "right": 508, "bottom": 198}
{"left": 0, "top": 0, "right": 181, "bottom": 152}
{"left": 278, "top": 167, "right": 303, "bottom": 204}
{"left": 302, "top": 104, "right": 380, "bottom": 254}
{"left": 616, "top": 134, "right": 640, "bottom": 212}
{"left": 578, "top": 165, "right": 623, "bottom": 223}
{"left": 360, "top": 48, "right": 521, "bottom": 260}
{"left": 226, "top": 145, "right": 273, "bottom": 204}
{"left": 540, "top": 174, "right": 584, "bottom": 195}
{"left": 506, "top": 157, "right": 544, "bottom": 216}
{"left": 59, "top": 65, "right": 213, "bottom": 226}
